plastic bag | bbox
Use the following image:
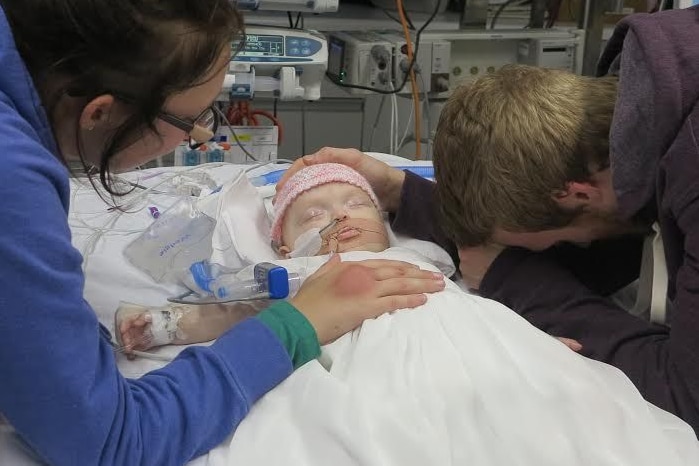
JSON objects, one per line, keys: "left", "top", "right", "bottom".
{"left": 124, "top": 197, "right": 216, "bottom": 282}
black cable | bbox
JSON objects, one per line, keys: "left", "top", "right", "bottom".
{"left": 491, "top": 0, "right": 521, "bottom": 30}
{"left": 327, "top": 0, "right": 442, "bottom": 95}
{"left": 546, "top": 0, "right": 562, "bottom": 28}
{"left": 287, "top": 11, "right": 294, "bottom": 28}
{"left": 273, "top": 98, "right": 278, "bottom": 118}
{"left": 294, "top": 12, "right": 302, "bottom": 29}
{"left": 402, "top": 5, "right": 416, "bottom": 32}
{"left": 381, "top": 8, "right": 415, "bottom": 30}
{"left": 382, "top": 8, "right": 404, "bottom": 27}
{"left": 567, "top": 0, "right": 574, "bottom": 22}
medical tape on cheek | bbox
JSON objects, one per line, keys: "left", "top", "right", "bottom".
{"left": 289, "top": 227, "right": 323, "bottom": 258}
{"left": 287, "top": 218, "right": 342, "bottom": 258}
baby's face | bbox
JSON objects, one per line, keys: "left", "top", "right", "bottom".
{"left": 280, "top": 183, "right": 389, "bottom": 255}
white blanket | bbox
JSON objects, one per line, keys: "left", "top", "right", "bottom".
{"left": 63, "top": 162, "right": 699, "bottom": 464}
{"left": 199, "top": 248, "right": 699, "bottom": 466}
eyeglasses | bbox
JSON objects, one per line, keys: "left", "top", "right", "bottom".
{"left": 158, "top": 105, "right": 219, "bottom": 149}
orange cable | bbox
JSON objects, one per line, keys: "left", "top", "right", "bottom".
{"left": 227, "top": 101, "right": 284, "bottom": 143}
{"left": 251, "top": 109, "right": 284, "bottom": 143}
{"left": 395, "top": 0, "right": 422, "bottom": 159}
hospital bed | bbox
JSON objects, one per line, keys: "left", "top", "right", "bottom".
{"left": 1, "top": 154, "right": 697, "bottom": 465}
{"left": 70, "top": 153, "right": 434, "bottom": 374}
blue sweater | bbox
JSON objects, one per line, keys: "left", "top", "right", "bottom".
{"left": 0, "top": 8, "right": 312, "bottom": 465}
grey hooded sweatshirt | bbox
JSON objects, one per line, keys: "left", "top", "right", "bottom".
{"left": 391, "top": 7, "right": 699, "bottom": 435}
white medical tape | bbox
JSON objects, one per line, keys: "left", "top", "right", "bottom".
{"left": 147, "top": 309, "right": 181, "bottom": 346}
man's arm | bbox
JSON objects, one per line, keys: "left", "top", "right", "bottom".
{"left": 389, "top": 171, "right": 459, "bottom": 265}
{"left": 479, "top": 247, "right": 699, "bottom": 434}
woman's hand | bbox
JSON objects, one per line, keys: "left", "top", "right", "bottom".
{"left": 290, "top": 255, "right": 445, "bottom": 344}
{"left": 277, "top": 147, "right": 406, "bottom": 212}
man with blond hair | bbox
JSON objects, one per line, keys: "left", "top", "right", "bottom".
{"left": 434, "top": 65, "right": 626, "bottom": 253}
{"left": 279, "top": 7, "right": 699, "bottom": 435}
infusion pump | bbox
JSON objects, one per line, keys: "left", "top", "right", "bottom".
{"left": 327, "top": 30, "right": 581, "bottom": 96}
{"left": 223, "top": 26, "right": 328, "bottom": 101}
{"left": 235, "top": 0, "right": 338, "bottom": 13}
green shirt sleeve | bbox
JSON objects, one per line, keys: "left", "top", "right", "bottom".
{"left": 255, "top": 300, "right": 321, "bottom": 369}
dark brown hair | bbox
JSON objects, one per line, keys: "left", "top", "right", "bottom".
{"left": 0, "top": 0, "right": 244, "bottom": 193}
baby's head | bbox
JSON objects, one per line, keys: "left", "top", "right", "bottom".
{"left": 271, "top": 163, "right": 389, "bottom": 257}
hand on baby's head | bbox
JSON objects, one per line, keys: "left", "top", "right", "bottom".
{"left": 271, "top": 163, "right": 390, "bottom": 257}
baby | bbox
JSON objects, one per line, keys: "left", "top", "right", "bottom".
{"left": 271, "top": 163, "right": 389, "bottom": 257}
{"left": 116, "top": 163, "right": 391, "bottom": 354}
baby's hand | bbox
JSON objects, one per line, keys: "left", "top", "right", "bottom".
{"left": 119, "top": 313, "right": 153, "bottom": 352}
{"left": 115, "top": 304, "right": 155, "bottom": 358}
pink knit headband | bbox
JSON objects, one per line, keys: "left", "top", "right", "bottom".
{"left": 271, "top": 163, "right": 379, "bottom": 246}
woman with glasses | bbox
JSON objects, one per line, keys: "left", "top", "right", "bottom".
{"left": 159, "top": 105, "right": 220, "bottom": 150}
{"left": 0, "top": 1, "right": 443, "bottom": 465}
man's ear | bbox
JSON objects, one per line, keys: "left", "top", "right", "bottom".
{"left": 79, "top": 95, "right": 115, "bottom": 131}
{"left": 552, "top": 181, "right": 602, "bottom": 210}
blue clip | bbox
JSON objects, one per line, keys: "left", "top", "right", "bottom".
{"left": 189, "top": 261, "right": 214, "bottom": 293}
{"left": 254, "top": 263, "right": 290, "bottom": 299}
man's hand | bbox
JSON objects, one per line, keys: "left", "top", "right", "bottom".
{"left": 276, "top": 147, "right": 406, "bottom": 212}
{"left": 555, "top": 337, "right": 583, "bottom": 352}
{"left": 458, "top": 244, "right": 506, "bottom": 291}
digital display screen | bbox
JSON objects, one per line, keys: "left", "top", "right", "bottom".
{"left": 238, "top": 34, "right": 284, "bottom": 57}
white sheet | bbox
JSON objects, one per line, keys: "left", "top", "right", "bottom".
{"left": 200, "top": 248, "right": 699, "bottom": 466}
{"left": 58, "top": 158, "right": 699, "bottom": 465}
